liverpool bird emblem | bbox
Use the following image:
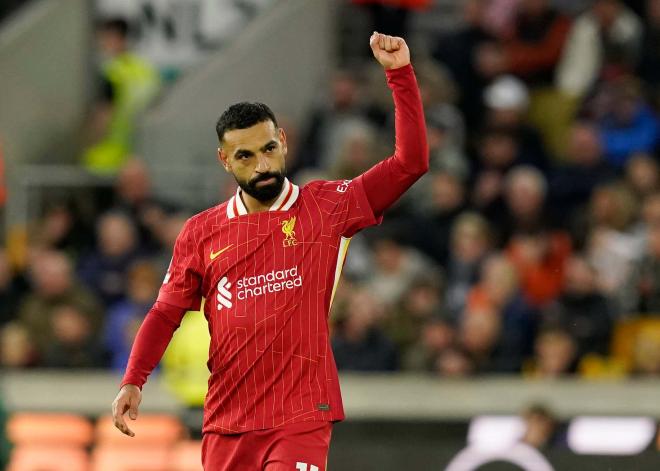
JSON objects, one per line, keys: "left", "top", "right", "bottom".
{"left": 281, "top": 216, "right": 297, "bottom": 247}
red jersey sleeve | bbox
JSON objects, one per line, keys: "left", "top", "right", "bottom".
{"left": 359, "top": 64, "right": 429, "bottom": 217}
{"left": 309, "top": 64, "right": 428, "bottom": 238}
{"left": 157, "top": 218, "right": 204, "bottom": 310}
{"left": 312, "top": 177, "right": 384, "bottom": 238}
{"left": 120, "top": 301, "right": 187, "bottom": 389}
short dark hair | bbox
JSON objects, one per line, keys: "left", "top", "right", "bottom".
{"left": 99, "top": 18, "right": 130, "bottom": 39}
{"left": 216, "top": 102, "right": 278, "bottom": 142}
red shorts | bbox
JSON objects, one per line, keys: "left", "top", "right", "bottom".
{"left": 201, "top": 421, "right": 332, "bottom": 471}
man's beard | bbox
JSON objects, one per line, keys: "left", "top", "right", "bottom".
{"left": 237, "top": 170, "right": 286, "bottom": 202}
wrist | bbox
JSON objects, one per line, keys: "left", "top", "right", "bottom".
{"left": 119, "top": 381, "right": 143, "bottom": 391}
{"left": 385, "top": 62, "right": 411, "bottom": 71}
{"left": 385, "top": 63, "right": 413, "bottom": 76}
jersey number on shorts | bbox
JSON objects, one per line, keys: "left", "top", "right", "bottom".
{"left": 296, "top": 463, "right": 319, "bottom": 471}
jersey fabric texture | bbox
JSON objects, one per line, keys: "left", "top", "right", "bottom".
{"left": 158, "top": 175, "right": 380, "bottom": 433}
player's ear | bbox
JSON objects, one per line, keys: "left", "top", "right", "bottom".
{"left": 218, "top": 147, "right": 231, "bottom": 173}
{"left": 278, "top": 128, "right": 287, "bottom": 155}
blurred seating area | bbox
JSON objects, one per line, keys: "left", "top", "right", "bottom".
{"left": 4, "top": 412, "right": 202, "bottom": 471}
{"left": 2, "top": 0, "right": 660, "bottom": 391}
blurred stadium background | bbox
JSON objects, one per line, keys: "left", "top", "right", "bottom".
{"left": 2, "top": 0, "right": 660, "bottom": 469}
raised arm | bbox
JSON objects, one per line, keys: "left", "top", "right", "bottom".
{"left": 359, "top": 32, "right": 429, "bottom": 216}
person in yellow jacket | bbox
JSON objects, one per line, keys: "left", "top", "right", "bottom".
{"left": 84, "top": 18, "right": 160, "bottom": 175}
{"left": 162, "top": 304, "right": 211, "bottom": 407}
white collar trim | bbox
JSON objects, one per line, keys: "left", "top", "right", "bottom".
{"left": 226, "top": 178, "right": 299, "bottom": 219}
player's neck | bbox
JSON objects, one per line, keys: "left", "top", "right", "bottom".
{"left": 240, "top": 191, "right": 278, "bottom": 214}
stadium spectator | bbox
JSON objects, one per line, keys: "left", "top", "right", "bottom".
{"left": 625, "top": 153, "right": 660, "bottom": 202}
{"left": 432, "top": 0, "right": 496, "bottom": 128}
{"left": 42, "top": 304, "right": 105, "bottom": 368}
{"left": 434, "top": 345, "right": 475, "bottom": 377}
{"left": 402, "top": 98, "right": 467, "bottom": 227}
{"left": 592, "top": 77, "right": 660, "bottom": 168}
{"left": 403, "top": 317, "right": 455, "bottom": 371}
{"left": 541, "top": 255, "right": 613, "bottom": 357}
{"left": 330, "top": 121, "right": 380, "bottom": 180}
{"left": 458, "top": 306, "right": 505, "bottom": 372}
{"left": 482, "top": 76, "right": 549, "bottom": 171}
{"left": 31, "top": 201, "right": 94, "bottom": 258}
{"left": 332, "top": 287, "right": 398, "bottom": 371}
{"left": 471, "top": 127, "right": 522, "bottom": 222}
{"left": 556, "top": 0, "right": 643, "bottom": 97}
{"left": 18, "top": 251, "right": 102, "bottom": 360}
{"left": 366, "top": 230, "right": 438, "bottom": 308}
{"left": 528, "top": 328, "right": 578, "bottom": 377}
{"left": 483, "top": 0, "right": 522, "bottom": 36}
{"left": 506, "top": 226, "right": 572, "bottom": 308}
{"left": 104, "top": 261, "right": 160, "bottom": 370}
{"left": 621, "top": 204, "right": 660, "bottom": 313}
{"left": 549, "top": 122, "right": 617, "bottom": 234}
{"left": 78, "top": 212, "right": 143, "bottom": 307}
{"left": 479, "top": 0, "right": 572, "bottom": 85}
{"left": 0, "top": 322, "right": 36, "bottom": 368}
{"left": 521, "top": 404, "right": 561, "bottom": 450}
{"left": 502, "top": 165, "right": 554, "bottom": 241}
{"left": 100, "top": 159, "right": 178, "bottom": 253}
{"left": 425, "top": 105, "right": 468, "bottom": 174}
{"left": 443, "top": 213, "right": 492, "bottom": 320}
{"left": 586, "top": 183, "right": 644, "bottom": 299}
{"left": 0, "top": 250, "right": 28, "bottom": 327}
{"left": 83, "top": 18, "right": 160, "bottom": 174}
{"left": 384, "top": 273, "right": 444, "bottom": 352}
{"left": 161, "top": 309, "right": 211, "bottom": 408}
{"left": 151, "top": 213, "right": 188, "bottom": 277}
{"left": 631, "top": 321, "right": 660, "bottom": 375}
{"left": 411, "top": 169, "right": 470, "bottom": 266}
{"left": 294, "top": 69, "right": 372, "bottom": 173}
{"left": 465, "top": 255, "right": 537, "bottom": 371}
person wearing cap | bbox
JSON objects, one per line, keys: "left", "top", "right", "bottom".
{"left": 482, "top": 76, "right": 549, "bottom": 172}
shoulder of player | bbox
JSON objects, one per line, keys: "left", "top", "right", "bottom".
{"left": 183, "top": 203, "right": 229, "bottom": 230}
{"left": 301, "top": 178, "right": 353, "bottom": 196}
{"left": 299, "top": 178, "right": 356, "bottom": 206}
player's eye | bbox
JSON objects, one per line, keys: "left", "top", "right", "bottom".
{"left": 265, "top": 144, "right": 276, "bottom": 152}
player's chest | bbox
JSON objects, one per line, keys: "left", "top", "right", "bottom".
{"left": 201, "top": 208, "right": 330, "bottom": 284}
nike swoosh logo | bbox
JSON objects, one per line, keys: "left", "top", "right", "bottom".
{"left": 210, "top": 244, "right": 233, "bottom": 260}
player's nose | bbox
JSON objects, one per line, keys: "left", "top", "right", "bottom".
{"left": 255, "top": 154, "right": 270, "bottom": 172}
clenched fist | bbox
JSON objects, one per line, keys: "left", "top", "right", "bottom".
{"left": 369, "top": 31, "right": 410, "bottom": 70}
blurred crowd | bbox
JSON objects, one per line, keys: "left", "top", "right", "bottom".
{"left": 3, "top": 0, "right": 660, "bottom": 381}
{"left": 323, "top": 0, "right": 660, "bottom": 379}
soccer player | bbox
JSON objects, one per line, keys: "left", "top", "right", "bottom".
{"left": 112, "top": 32, "right": 428, "bottom": 470}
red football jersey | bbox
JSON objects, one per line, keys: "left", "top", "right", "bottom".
{"left": 158, "top": 176, "right": 381, "bottom": 434}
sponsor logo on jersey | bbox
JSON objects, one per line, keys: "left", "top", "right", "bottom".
{"left": 163, "top": 258, "right": 172, "bottom": 284}
{"left": 336, "top": 179, "right": 351, "bottom": 193}
{"left": 215, "top": 266, "right": 302, "bottom": 309}
{"left": 237, "top": 266, "right": 302, "bottom": 301}
{"left": 281, "top": 216, "right": 297, "bottom": 247}
{"left": 216, "top": 276, "right": 233, "bottom": 310}
{"left": 210, "top": 244, "right": 233, "bottom": 260}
